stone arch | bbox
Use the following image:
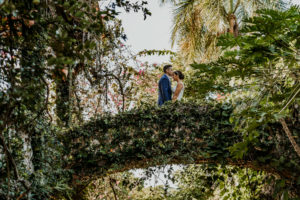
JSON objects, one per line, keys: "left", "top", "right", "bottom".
{"left": 64, "top": 102, "right": 300, "bottom": 197}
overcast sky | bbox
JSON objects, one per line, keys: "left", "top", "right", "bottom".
{"left": 118, "top": 1, "right": 174, "bottom": 64}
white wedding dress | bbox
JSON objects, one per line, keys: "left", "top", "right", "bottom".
{"left": 172, "top": 82, "right": 184, "bottom": 101}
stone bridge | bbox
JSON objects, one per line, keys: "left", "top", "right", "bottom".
{"left": 63, "top": 102, "right": 300, "bottom": 197}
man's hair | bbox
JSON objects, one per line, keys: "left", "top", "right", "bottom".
{"left": 163, "top": 65, "right": 172, "bottom": 73}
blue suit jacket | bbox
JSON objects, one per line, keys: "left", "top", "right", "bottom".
{"left": 158, "top": 74, "right": 172, "bottom": 106}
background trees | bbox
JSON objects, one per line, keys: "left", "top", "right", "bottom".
{"left": 162, "top": 0, "right": 286, "bottom": 63}
{"left": 0, "top": 0, "right": 299, "bottom": 199}
{"left": 190, "top": 6, "right": 300, "bottom": 159}
{"left": 0, "top": 0, "right": 151, "bottom": 199}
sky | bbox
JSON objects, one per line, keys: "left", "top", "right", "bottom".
{"left": 118, "top": 1, "right": 175, "bottom": 64}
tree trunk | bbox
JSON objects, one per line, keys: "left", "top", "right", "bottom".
{"left": 280, "top": 118, "right": 300, "bottom": 158}
{"left": 56, "top": 74, "right": 71, "bottom": 127}
{"left": 20, "top": 131, "right": 34, "bottom": 200}
{"left": 228, "top": 13, "right": 239, "bottom": 37}
{"left": 20, "top": 132, "right": 34, "bottom": 174}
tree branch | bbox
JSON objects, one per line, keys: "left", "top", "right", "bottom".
{"left": 280, "top": 118, "right": 300, "bottom": 158}
{"left": 41, "top": 75, "right": 53, "bottom": 122}
{"left": 233, "top": 0, "right": 241, "bottom": 14}
{"left": 0, "top": 133, "right": 31, "bottom": 192}
{"left": 109, "top": 177, "right": 118, "bottom": 200}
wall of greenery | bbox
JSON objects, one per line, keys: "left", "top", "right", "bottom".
{"left": 0, "top": 0, "right": 299, "bottom": 199}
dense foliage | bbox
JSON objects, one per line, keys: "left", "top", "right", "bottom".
{"left": 0, "top": 0, "right": 150, "bottom": 199}
{"left": 66, "top": 102, "right": 300, "bottom": 199}
{"left": 188, "top": 6, "right": 300, "bottom": 158}
{"left": 0, "top": 0, "right": 299, "bottom": 200}
{"left": 161, "top": 0, "right": 286, "bottom": 63}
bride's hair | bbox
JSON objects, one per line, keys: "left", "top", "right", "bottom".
{"left": 174, "top": 71, "right": 184, "bottom": 80}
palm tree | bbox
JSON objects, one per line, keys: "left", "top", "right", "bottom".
{"left": 162, "top": 0, "right": 285, "bottom": 63}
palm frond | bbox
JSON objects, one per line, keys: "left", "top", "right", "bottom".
{"left": 167, "top": 0, "right": 288, "bottom": 64}
{"left": 171, "top": 0, "right": 198, "bottom": 46}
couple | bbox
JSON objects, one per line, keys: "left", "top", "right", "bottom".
{"left": 158, "top": 65, "right": 185, "bottom": 106}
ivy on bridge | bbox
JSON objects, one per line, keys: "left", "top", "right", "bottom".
{"left": 63, "top": 102, "right": 300, "bottom": 196}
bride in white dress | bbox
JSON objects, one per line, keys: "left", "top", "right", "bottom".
{"left": 172, "top": 71, "right": 185, "bottom": 101}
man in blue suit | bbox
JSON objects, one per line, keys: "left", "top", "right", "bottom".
{"left": 158, "top": 65, "right": 173, "bottom": 106}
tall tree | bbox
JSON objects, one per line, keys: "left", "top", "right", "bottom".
{"left": 162, "top": 0, "right": 285, "bottom": 63}
{"left": 0, "top": 0, "right": 151, "bottom": 199}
